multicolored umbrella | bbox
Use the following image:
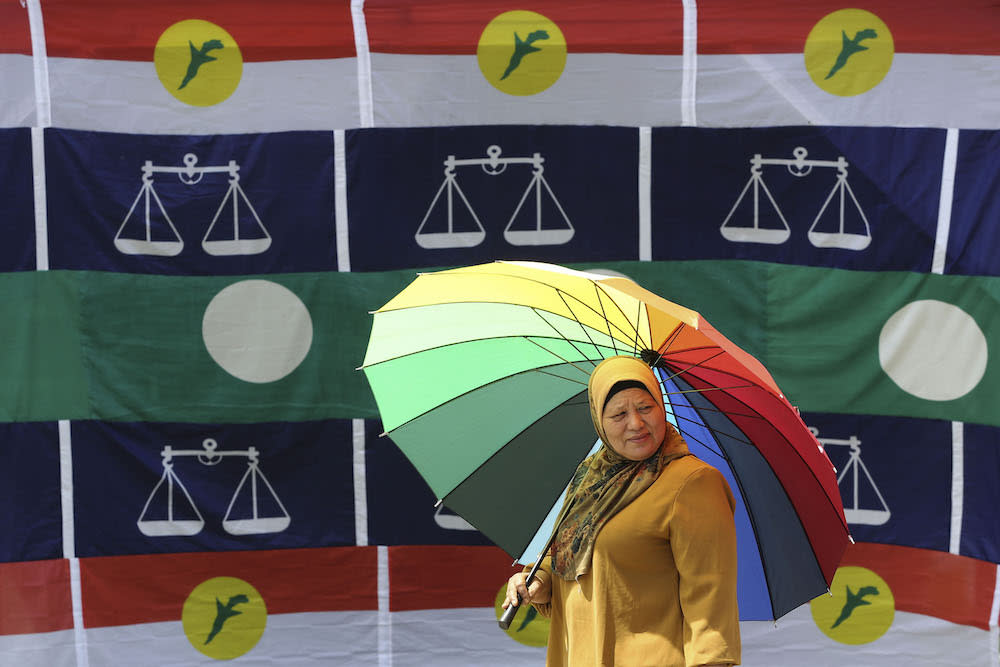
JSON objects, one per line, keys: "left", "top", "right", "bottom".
{"left": 361, "top": 260, "right": 850, "bottom": 620}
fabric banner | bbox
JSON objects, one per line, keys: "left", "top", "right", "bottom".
{"left": 44, "top": 128, "right": 337, "bottom": 275}
{"left": 387, "top": 545, "right": 547, "bottom": 665}
{"left": 741, "top": 543, "right": 999, "bottom": 667}
{"left": 41, "top": 0, "right": 359, "bottom": 133}
{"left": 0, "top": 422, "right": 62, "bottom": 563}
{"left": 79, "top": 547, "right": 379, "bottom": 664}
{"left": 0, "top": 127, "right": 36, "bottom": 271}
{"left": 3, "top": 1, "right": 1000, "bottom": 665}
{"left": 70, "top": 420, "right": 356, "bottom": 558}
{"left": 696, "top": 0, "right": 1000, "bottom": 129}
{"left": 0, "top": 1, "right": 34, "bottom": 128}
{"left": 364, "top": 0, "right": 685, "bottom": 127}
{"left": 346, "top": 125, "right": 640, "bottom": 271}
{"left": 3, "top": 261, "right": 1000, "bottom": 430}
{"left": 947, "top": 130, "right": 1000, "bottom": 276}
{"left": 651, "top": 126, "right": 945, "bottom": 272}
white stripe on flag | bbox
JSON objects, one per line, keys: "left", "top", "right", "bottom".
{"left": 990, "top": 565, "right": 1000, "bottom": 667}
{"left": 390, "top": 608, "right": 547, "bottom": 667}
{"left": 25, "top": 0, "right": 51, "bottom": 127}
{"left": 742, "top": 605, "right": 995, "bottom": 667}
{"left": 351, "top": 0, "right": 374, "bottom": 128}
{"left": 335, "top": 129, "right": 352, "bottom": 272}
{"left": 378, "top": 545, "right": 392, "bottom": 667}
{"left": 638, "top": 127, "right": 652, "bottom": 261}
{"left": 368, "top": 53, "right": 684, "bottom": 127}
{"left": 950, "top": 420, "right": 964, "bottom": 554}
{"left": 58, "top": 419, "right": 73, "bottom": 557}
{"left": 83, "top": 611, "right": 380, "bottom": 666}
{"left": 353, "top": 418, "right": 367, "bottom": 545}
{"left": 933, "top": 128, "right": 959, "bottom": 275}
{"left": 47, "top": 58, "right": 360, "bottom": 134}
{"left": 698, "top": 54, "right": 1000, "bottom": 128}
{"left": 681, "top": 0, "right": 697, "bottom": 126}
{"left": 69, "top": 557, "right": 89, "bottom": 667}
{"left": 60, "top": 420, "right": 90, "bottom": 667}
{"left": 31, "top": 126, "right": 48, "bottom": 271}
{"left": 0, "top": 629, "right": 76, "bottom": 667}
{"left": 0, "top": 53, "right": 38, "bottom": 126}
{"left": 722, "top": 54, "right": 832, "bottom": 126}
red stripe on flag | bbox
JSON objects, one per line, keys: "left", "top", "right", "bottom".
{"left": 0, "top": 559, "right": 73, "bottom": 635}
{"left": 42, "top": 0, "right": 356, "bottom": 61}
{"left": 365, "top": 0, "right": 683, "bottom": 55}
{"left": 388, "top": 545, "right": 520, "bottom": 612}
{"left": 699, "top": 0, "right": 1000, "bottom": 55}
{"left": 0, "top": 2, "right": 32, "bottom": 55}
{"left": 80, "top": 547, "right": 377, "bottom": 628}
{"left": 842, "top": 542, "right": 997, "bottom": 630}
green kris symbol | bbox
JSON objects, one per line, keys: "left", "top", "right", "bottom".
{"left": 826, "top": 29, "right": 878, "bottom": 80}
{"left": 831, "top": 584, "right": 880, "bottom": 628}
{"left": 500, "top": 29, "right": 550, "bottom": 80}
{"left": 179, "top": 39, "right": 225, "bottom": 89}
{"left": 205, "top": 593, "right": 250, "bottom": 644}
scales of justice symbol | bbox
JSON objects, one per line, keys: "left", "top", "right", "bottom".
{"left": 115, "top": 153, "right": 271, "bottom": 257}
{"left": 137, "top": 438, "right": 291, "bottom": 537}
{"left": 721, "top": 147, "right": 872, "bottom": 250}
{"left": 415, "top": 144, "right": 575, "bottom": 249}
{"left": 812, "top": 428, "right": 891, "bottom": 526}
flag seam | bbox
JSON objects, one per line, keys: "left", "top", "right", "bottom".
{"left": 351, "top": 0, "right": 375, "bottom": 128}
{"left": 932, "top": 128, "right": 959, "bottom": 274}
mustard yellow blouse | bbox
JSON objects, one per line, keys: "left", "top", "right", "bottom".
{"left": 531, "top": 447, "right": 741, "bottom": 666}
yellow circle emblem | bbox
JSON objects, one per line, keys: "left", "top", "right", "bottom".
{"left": 477, "top": 11, "right": 567, "bottom": 96}
{"left": 804, "top": 9, "right": 893, "bottom": 96}
{"left": 182, "top": 576, "right": 267, "bottom": 660}
{"left": 154, "top": 20, "right": 243, "bottom": 106}
{"left": 810, "top": 566, "right": 895, "bottom": 645}
{"left": 493, "top": 582, "right": 550, "bottom": 647}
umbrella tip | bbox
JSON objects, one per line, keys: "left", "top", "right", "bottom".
{"left": 434, "top": 499, "right": 443, "bottom": 508}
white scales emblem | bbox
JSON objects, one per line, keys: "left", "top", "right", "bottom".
{"left": 812, "top": 428, "right": 891, "bottom": 526}
{"left": 416, "top": 144, "right": 575, "bottom": 249}
{"left": 137, "top": 438, "right": 290, "bottom": 537}
{"left": 721, "top": 147, "right": 872, "bottom": 250}
{"left": 115, "top": 153, "right": 271, "bottom": 257}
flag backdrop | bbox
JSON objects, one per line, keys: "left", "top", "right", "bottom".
{"left": 2, "top": 0, "right": 1000, "bottom": 665}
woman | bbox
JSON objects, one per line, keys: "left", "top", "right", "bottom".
{"left": 503, "top": 355, "right": 741, "bottom": 666}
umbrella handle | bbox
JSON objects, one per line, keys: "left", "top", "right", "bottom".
{"left": 498, "top": 595, "right": 521, "bottom": 630}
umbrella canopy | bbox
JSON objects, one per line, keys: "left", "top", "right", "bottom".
{"left": 361, "top": 260, "right": 850, "bottom": 620}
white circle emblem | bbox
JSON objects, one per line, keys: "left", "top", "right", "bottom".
{"left": 878, "top": 300, "right": 987, "bottom": 401}
{"left": 203, "top": 280, "right": 313, "bottom": 383}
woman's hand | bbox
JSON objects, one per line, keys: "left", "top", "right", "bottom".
{"left": 502, "top": 572, "right": 551, "bottom": 609}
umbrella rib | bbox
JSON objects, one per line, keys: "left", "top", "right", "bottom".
{"left": 591, "top": 283, "right": 620, "bottom": 356}
{"left": 593, "top": 282, "right": 648, "bottom": 351}
{"left": 521, "top": 336, "right": 597, "bottom": 378}
{"left": 542, "top": 298, "right": 604, "bottom": 368}
{"left": 670, "top": 410, "right": 755, "bottom": 451}
{"left": 631, "top": 299, "right": 642, "bottom": 356}
{"left": 656, "top": 323, "right": 687, "bottom": 361}
{"left": 532, "top": 367, "right": 589, "bottom": 388}
{"left": 664, "top": 384, "right": 754, "bottom": 396}
{"left": 659, "top": 348, "right": 729, "bottom": 385}
{"left": 665, "top": 400, "right": 766, "bottom": 422}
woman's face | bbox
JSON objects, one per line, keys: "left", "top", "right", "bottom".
{"left": 600, "top": 387, "right": 667, "bottom": 461}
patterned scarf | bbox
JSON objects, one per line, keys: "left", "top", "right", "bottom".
{"left": 551, "top": 356, "right": 689, "bottom": 580}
